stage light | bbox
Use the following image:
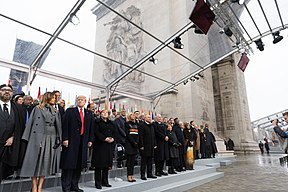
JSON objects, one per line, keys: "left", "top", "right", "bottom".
{"left": 224, "top": 26, "right": 233, "bottom": 37}
{"left": 272, "top": 31, "right": 283, "bottom": 44}
{"left": 183, "top": 80, "right": 189, "bottom": 85}
{"left": 149, "top": 56, "right": 158, "bottom": 65}
{"left": 198, "top": 72, "right": 204, "bottom": 78}
{"left": 70, "top": 14, "right": 80, "bottom": 25}
{"left": 173, "top": 36, "right": 184, "bottom": 49}
{"left": 189, "top": 77, "right": 195, "bottom": 82}
{"left": 254, "top": 39, "right": 264, "bottom": 51}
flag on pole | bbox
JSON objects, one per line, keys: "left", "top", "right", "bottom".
{"left": 88, "top": 95, "right": 91, "bottom": 104}
{"left": 130, "top": 106, "right": 133, "bottom": 113}
{"left": 8, "top": 79, "right": 10, "bottom": 85}
{"left": 122, "top": 104, "right": 125, "bottom": 110}
{"left": 37, "top": 86, "right": 41, "bottom": 99}
{"left": 104, "top": 100, "right": 107, "bottom": 109}
{"left": 189, "top": 0, "right": 215, "bottom": 34}
{"left": 110, "top": 100, "right": 112, "bottom": 109}
{"left": 134, "top": 104, "right": 137, "bottom": 111}
{"left": 74, "top": 93, "right": 77, "bottom": 106}
{"left": 17, "top": 82, "right": 22, "bottom": 94}
{"left": 67, "top": 93, "right": 71, "bottom": 106}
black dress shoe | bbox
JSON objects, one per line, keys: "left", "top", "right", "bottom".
{"left": 155, "top": 173, "right": 162, "bottom": 177}
{"left": 95, "top": 185, "right": 102, "bottom": 189}
{"left": 161, "top": 171, "right": 168, "bottom": 176}
{"left": 71, "top": 188, "right": 84, "bottom": 192}
{"left": 147, "top": 175, "right": 157, "bottom": 179}
{"left": 103, "top": 184, "right": 112, "bottom": 187}
{"left": 141, "top": 176, "right": 147, "bottom": 180}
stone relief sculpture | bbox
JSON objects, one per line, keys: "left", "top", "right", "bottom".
{"left": 103, "top": 5, "right": 145, "bottom": 84}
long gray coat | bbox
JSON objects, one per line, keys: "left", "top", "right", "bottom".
{"left": 20, "top": 106, "right": 61, "bottom": 177}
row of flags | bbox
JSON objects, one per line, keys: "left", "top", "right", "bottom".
{"left": 7, "top": 80, "right": 157, "bottom": 115}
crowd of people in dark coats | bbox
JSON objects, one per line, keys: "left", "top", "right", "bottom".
{"left": 0, "top": 83, "right": 219, "bottom": 192}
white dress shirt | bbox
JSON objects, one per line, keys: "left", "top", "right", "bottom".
{"left": 0, "top": 100, "right": 11, "bottom": 115}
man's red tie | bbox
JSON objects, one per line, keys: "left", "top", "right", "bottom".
{"left": 80, "top": 108, "right": 84, "bottom": 135}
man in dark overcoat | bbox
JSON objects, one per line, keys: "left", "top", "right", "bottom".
{"left": 138, "top": 114, "right": 157, "bottom": 180}
{"left": 53, "top": 90, "right": 65, "bottom": 118}
{"left": 0, "top": 84, "right": 25, "bottom": 182}
{"left": 172, "top": 118, "right": 186, "bottom": 171}
{"left": 114, "top": 109, "right": 126, "bottom": 168}
{"left": 153, "top": 114, "right": 169, "bottom": 176}
{"left": 60, "top": 95, "right": 94, "bottom": 192}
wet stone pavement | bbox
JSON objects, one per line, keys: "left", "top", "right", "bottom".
{"left": 186, "top": 154, "right": 288, "bottom": 192}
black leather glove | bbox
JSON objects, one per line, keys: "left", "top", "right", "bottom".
{"left": 53, "top": 137, "right": 61, "bottom": 149}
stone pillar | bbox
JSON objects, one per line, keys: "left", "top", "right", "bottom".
{"left": 212, "top": 54, "right": 259, "bottom": 153}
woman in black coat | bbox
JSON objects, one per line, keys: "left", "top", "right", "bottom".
{"left": 183, "top": 122, "right": 196, "bottom": 170}
{"left": 91, "top": 109, "right": 115, "bottom": 189}
{"left": 124, "top": 113, "right": 139, "bottom": 182}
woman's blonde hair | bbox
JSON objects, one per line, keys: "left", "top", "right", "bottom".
{"left": 126, "top": 112, "right": 134, "bottom": 122}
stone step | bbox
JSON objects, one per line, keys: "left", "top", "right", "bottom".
{"left": 206, "top": 163, "right": 221, "bottom": 168}
{"left": 143, "top": 172, "right": 224, "bottom": 192}
{"left": 220, "top": 160, "right": 232, "bottom": 166}
{"left": 1, "top": 155, "right": 235, "bottom": 192}
{"left": 40, "top": 166, "right": 221, "bottom": 192}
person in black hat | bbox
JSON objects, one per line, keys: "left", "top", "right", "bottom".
{"left": 0, "top": 84, "right": 25, "bottom": 182}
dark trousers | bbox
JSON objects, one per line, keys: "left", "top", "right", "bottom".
{"left": 140, "top": 156, "right": 153, "bottom": 177}
{"left": 94, "top": 168, "right": 109, "bottom": 187}
{"left": 61, "top": 168, "right": 82, "bottom": 191}
{"left": 205, "top": 145, "right": 211, "bottom": 158}
{"left": 61, "top": 137, "right": 83, "bottom": 191}
{"left": 0, "top": 161, "right": 14, "bottom": 183}
{"left": 178, "top": 147, "right": 186, "bottom": 170}
{"left": 126, "top": 155, "right": 136, "bottom": 176}
{"left": 155, "top": 160, "right": 164, "bottom": 174}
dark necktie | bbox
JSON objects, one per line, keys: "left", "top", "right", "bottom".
{"left": 3, "top": 104, "right": 9, "bottom": 114}
{"left": 79, "top": 108, "right": 84, "bottom": 135}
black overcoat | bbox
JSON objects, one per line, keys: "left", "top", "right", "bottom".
{"left": 91, "top": 118, "right": 115, "bottom": 168}
{"left": 153, "top": 122, "right": 169, "bottom": 161}
{"left": 60, "top": 107, "right": 94, "bottom": 169}
{"left": 0, "top": 102, "right": 25, "bottom": 180}
{"left": 124, "top": 121, "right": 139, "bottom": 156}
{"left": 167, "top": 131, "right": 180, "bottom": 158}
{"left": 138, "top": 122, "right": 157, "bottom": 157}
{"left": 172, "top": 124, "right": 185, "bottom": 154}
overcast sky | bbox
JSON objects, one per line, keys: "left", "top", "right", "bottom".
{"left": 0, "top": 0, "right": 287, "bottom": 120}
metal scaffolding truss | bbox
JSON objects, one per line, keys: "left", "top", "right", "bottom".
{"left": 0, "top": 0, "right": 287, "bottom": 103}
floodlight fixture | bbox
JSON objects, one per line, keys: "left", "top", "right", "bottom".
{"left": 173, "top": 36, "right": 184, "bottom": 49}
{"left": 254, "top": 39, "right": 264, "bottom": 51}
{"left": 149, "top": 56, "right": 158, "bottom": 65}
{"left": 272, "top": 31, "right": 283, "bottom": 44}
{"left": 224, "top": 26, "right": 233, "bottom": 37}
{"left": 189, "top": 77, "right": 195, "bottom": 82}
{"left": 183, "top": 79, "right": 189, "bottom": 85}
{"left": 198, "top": 72, "right": 204, "bottom": 78}
{"left": 70, "top": 14, "right": 80, "bottom": 25}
